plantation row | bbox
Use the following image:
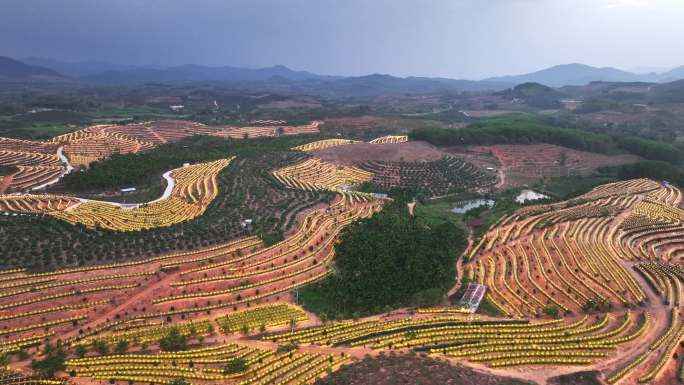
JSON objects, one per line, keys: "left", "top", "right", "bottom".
{"left": 0, "top": 149, "right": 333, "bottom": 268}
{"left": 359, "top": 156, "right": 496, "bottom": 196}
{"left": 462, "top": 178, "right": 684, "bottom": 383}
{"left": 0, "top": 158, "right": 234, "bottom": 231}
{"left": 65, "top": 341, "right": 348, "bottom": 385}
{"left": 0, "top": 195, "right": 381, "bottom": 357}
{"left": 367, "top": 135, "right": 408, "bottom": 144}
{"left": 216, "top": 304, "right": 307, "bottom": 334}
{"left": 634, "top": 263, "right": 684, "bottom": 306}
{"left": 467, "top": 179, "right": 680, "bottom": 318}
{"left": 0, "top": 120, "right": 321, "bottom": 194}
{"left": 269, "top": 312, "right": 646, "bottom": 368}
{"left": 473, "top": 215, "right": 645, "bottom": 317}
{"left": 272, "top": 158, "right": 372, "bottom": 193}
{"left": 607, "top": 308, "right": 682, "bottom": 383}
{"left": 0, "top": 236, "right": 262, "bottom": 352}
{"left": 0, "top": 149, "right": 67, "bottom": 193}
{"left": 618, "top": 195, "right": 684, "bottom": 263}
{"left": 0, "top": 194, "right": 79, "bottom": 213}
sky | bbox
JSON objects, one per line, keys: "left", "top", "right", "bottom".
{"left": 1, "top": 0, "right": 684, "bottom": 79}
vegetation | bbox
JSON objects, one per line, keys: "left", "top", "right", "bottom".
{"left": 57, "top": 134, "right": 324, "bottom": 192}
{"left": 601, "top": 161, "right": 684, "bottom": 186}
{"left": 0, "top": 135, "right": 334, "bottom": 269}
{"left": 410, "top": 116, "right": 613, "bottom": 154}
{"left": 532, "top": 175, "right": 616, "bottom": 199}
{"left": 31, "top": 346, "right": 65, "bottom": 378}
{"left": 617, "top": 136, "right": 683, "bottom": 164}
{"left": 548, "top": 371, "right": 602, "bottom": 385}
{"left": 159, "top": 327, "right": 188, "bottom": 352}
{"left": 496, "top": 83, "right": 563, "bottom": 109}
{"left": 412, "top": 115, "right": 684, "bottom": 169}
{"left": 0, "top": 164, "right": 17, "bottom": 177}
{"left": 301, "top": 197, "right": 467, "bottom": 317}
{"left": 224, "top": 358, "right": 248, "bottom": 374}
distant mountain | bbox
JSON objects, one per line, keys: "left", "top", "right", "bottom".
{"left": 660, "top": 65, "right": 684, "bottom": 83}
{"left": 0, "top": 56, "right": 63, "bottom": 80}
{"left": 81, "top": 64, "right": 339, "bottom": 84}
{"left": 7, "top": 56, "right": 684, "bottom": 95}
{"left": 256, "top": 74, "right": 514, "bottom": 97}
{"left": 484, "top": 63, "right": 661, "bottom": 87}
{"left": 21, "top": 57, "right": 150, "bottom": 77}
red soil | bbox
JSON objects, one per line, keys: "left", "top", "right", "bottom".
{"left": 447, "top": 144, "right": 640, "bottom": 188}
{"left": 311, "top": 141, "right": 448, "bottom": 166}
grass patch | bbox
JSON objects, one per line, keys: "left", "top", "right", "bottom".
{"left": 413, "top": 201, "right": 465, "bottom": 228}
{"left": 532, "top": 175, "right": 616, "bottom": 199}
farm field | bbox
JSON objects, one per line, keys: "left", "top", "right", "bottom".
{"left": 462, "top": 178, "right": 684, "bottom": 384}
{"left": 0, "top": 191, "right": 383, "bottom": 385}
{"left": 9, "top": 3, "right": 684, "bottom": 382}
{"left": 308, "top": 140, "right": 497, "bottom": 196}
{"left": 0, "top": 120, "right": 322, "bottom": 193}
{"left": 3, "top": 122, "right": 684, "bottom": 385}
{"left": 448, "top": 144, "right": 641, "bottom": 189}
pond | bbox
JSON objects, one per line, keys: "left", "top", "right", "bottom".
{"left": 515, "top": 189, "right": 549, "bottom": 203}
{"left": 451, "top": 199, "right": 495, "bottom": 214}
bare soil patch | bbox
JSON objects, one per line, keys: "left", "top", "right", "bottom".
{"left": 447, "top": 144, "right": 640, "bottom": 188}
{"left": 311, "top": 141, "right": 448, "bottom": 166}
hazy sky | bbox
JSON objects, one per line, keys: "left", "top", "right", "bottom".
{"left": 2, "top": 0, "right": 684, "bottom": 79}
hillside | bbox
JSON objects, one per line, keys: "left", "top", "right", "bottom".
{"left": 485, "top": 63, "right": 660, "bottom": 87}
{"left": 81, "top": 64, "right": 335, "bottom": 83}
{"left": 496, "top": 82, "right": 565, "bottom": 108}
{"left": 0, "top": 56, "right": 63, "bottom": 80}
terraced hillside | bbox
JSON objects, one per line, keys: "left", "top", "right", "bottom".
{"left": 359, "top": 156, "right": 496, "bottom": 196}
{"left": 0, "top": 120, "right": 321, "bottom": 192}
{"left": 462, "top": 179, "right": 684, "bottom": 384}
{"left": 3, "top": 125, "right": 684, "bottom": 385}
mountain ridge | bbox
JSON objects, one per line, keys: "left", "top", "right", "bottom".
{"left": 5, "top": 57, "right": 684, "bottom": 95}
{"left": 0, "top": 56, "right": 63, "bottom": 80}
{"left": 483, "top": 63, "right": 664, "bottom": 87}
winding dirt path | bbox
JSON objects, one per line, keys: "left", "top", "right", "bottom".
{"left": 447, "top": 227, "right": 472, "bottom": 297}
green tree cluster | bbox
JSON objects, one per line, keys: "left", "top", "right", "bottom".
{"left": 301, "top": 198, "right": 467, "bottom": 318}
{"left": 616, "top": 136, "right": 683, "bottom": 164}
{"left": 410, "top": 116, "right": 612, "bottom": 154}
{"left": 159, "top": 327, "right": 188, "bottom": 352}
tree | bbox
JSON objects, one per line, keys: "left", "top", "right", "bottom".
{"left": 74, "top": 345, "right": 87, "bottom": 358}
{"left": 31, "top": 347, "right": 65, "bottom": 378}
{"left": 92, "top": 340, "right": 109, "bottom": 355}
{"left": 114, "top": 339, "right": 129, "bottom": 354}
{"left": 276, "top": 343, "right": 298, "bottom": 353}
{"left": 224, "top": 358, "right": 248, "bottom": 374}
{"left": 240, "top": 324, "right": 250, "bottom": 336}
{"left": 159, "top": 327, "right": 187, "bottom": 352}
{"left": 300, "top": 198, "right": 467, "bottom": 318}
{"left": 169, "top": 378, "right": 189, "bottom": 385}
{"left": 543, "top": 305, "right": 560, "bottom": 318}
